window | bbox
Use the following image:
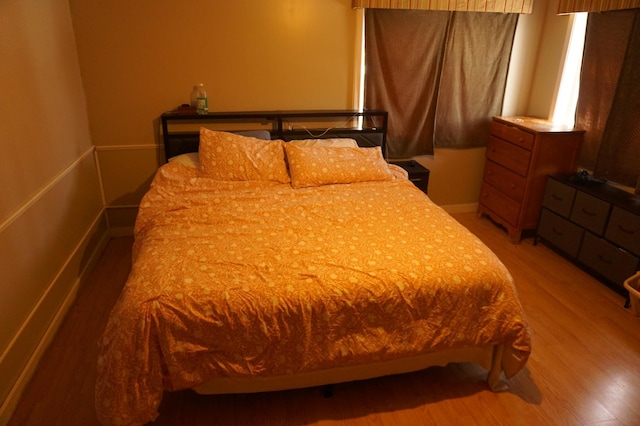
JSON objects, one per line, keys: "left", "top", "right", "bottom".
{"left": 551, "top": 13, "right": 587, "bottom": 128}
{"left": 362, "top": 10, "right": 517, "bottom": 158}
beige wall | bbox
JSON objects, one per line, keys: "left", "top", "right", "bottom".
{"left": 69, "top": 0, "right": 571, "bottom": 216}
{"left": 0, "top": 0, "right": 107, "bottom": 420}
{"left": 527, "top": 0, "right": 574, "bottom": 118}
{"left": 69, "top": 0, "right": 362, "bottom": 230}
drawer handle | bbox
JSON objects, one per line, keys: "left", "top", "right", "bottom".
{"left": 597, "top": 254, "right": 613, "bottom": 265}
{"left": 552, "top": 227, "right": 564, "bottom": 236}
{"left": 618, "top": 224, "right": 635, "bottom": 235}
{"left": 581, "top": 208, "right": 596, "bottom": 217}
{"left": 552, "top": 194, "right": 564, "bottom": 201}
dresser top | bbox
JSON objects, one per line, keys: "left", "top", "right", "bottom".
{"left": 552, "top": 173, "right": 640, "bottom": 215}
{"left": 494, "top": 116, "right": 585, "bottom": 134}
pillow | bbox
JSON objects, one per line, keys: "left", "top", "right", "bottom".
{"left": 168, "top": 152, "right": 199, "bottom": 168}
{"left": 288, "top": 138, "right": 358, "bottom": 148}
{"left": 285, "top": 144, "right": 393, "bottom": 189}
{"left": 198, "top": 128, "right": 290, "bottom": 183}
{"left": 166, "top": 130, "right": 270, "bottom": 168}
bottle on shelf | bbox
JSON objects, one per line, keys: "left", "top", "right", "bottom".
{"left": 190, "top": 85, "right": 199, "bottom": 108}
{"left": 195, "top": 83, "right": 208, "bottom": 115}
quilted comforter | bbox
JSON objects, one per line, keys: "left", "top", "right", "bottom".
{"left": 95, "top": 161, "right": 531, "bottom": 425}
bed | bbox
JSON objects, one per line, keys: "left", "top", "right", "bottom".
{"left": 95, "top": 111, "right": 531, "bottom": 425}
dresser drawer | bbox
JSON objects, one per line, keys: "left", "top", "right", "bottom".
{"left": 605, "top": 207, "right": 640, "bottom": 255}
{"left": 482, "top": 161, "right": 526, "bottom": 202}
{"left": 479, "top": 182, "right": 521, "bottom": 227}
{"left": 570, "top": 191, "right": 611, "bottom": 236}
{"left": 490, "top": 121, "right": 534, "bottom": 150}
{"left": 542, "top": 178, "right": 575, "bottom": 218}
{"left": 486, "top": 136, "right": 531, "bottom": 177}
{"left": 579, "top": 232, "right": 639, "bottom": 287}
{"left": 538, "top": 209, "right": 583, "bottom": 257}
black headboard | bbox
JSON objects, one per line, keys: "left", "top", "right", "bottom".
{"left": 160, "top": 110, "right": 388, "bottom": 161}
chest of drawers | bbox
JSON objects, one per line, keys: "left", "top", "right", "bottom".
{"left": 477, "top": 116, "right": 584, "bottom": 243}
{"left": 537, "top": 174, "right": 640, "bottom": 291}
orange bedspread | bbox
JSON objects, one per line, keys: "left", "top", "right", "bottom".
{"left": 96, "top": 162, "right": 531, "bottom": 425}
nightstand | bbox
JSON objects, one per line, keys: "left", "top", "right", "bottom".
{"left": 390, "top": 161, "right": 430, "bottom": 194}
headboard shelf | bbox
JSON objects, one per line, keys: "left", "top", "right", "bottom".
{"left": 160, "top": 109, "right": 388, "bottom": 161}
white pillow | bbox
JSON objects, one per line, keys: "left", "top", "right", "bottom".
{"left": 168, "top": 152, "right": 199, "bottom": 168}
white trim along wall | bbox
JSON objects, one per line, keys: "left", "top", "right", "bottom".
{"left": 0, "top": 148, "right": 109, "bottom": 424}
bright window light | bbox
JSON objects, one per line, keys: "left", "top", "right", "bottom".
{"left": 552, "top": 12, "right": 588, "bottom": 128}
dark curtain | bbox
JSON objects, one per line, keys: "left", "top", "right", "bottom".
{"left": 575, "top": 10, "right": 635, "bottom": 170}
{"left": 576, "top": 9, "right": 640, "bottom": 190}
{"left": 364, "top": 10, "right": 450, "bottom": 158}
{"left": 364, "top": 10, "right": 517, "bottom": 158}
{"left": 435, "top": 12, "right": 517, "bottom": 148}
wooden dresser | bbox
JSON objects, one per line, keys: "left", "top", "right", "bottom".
{"left": 477, "top": 116, "right": 584, "bottom": 243}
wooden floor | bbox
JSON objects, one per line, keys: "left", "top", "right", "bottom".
{"left": 8, "top": 212, "right": 640, "bottom": 425}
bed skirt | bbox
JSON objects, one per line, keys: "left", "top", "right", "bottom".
{"left": 193, "top": 344, "right": 507, "bottom": 395}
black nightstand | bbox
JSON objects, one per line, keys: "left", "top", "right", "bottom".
{"left": 390, "top": 161, "right": 430, "bottom": 194}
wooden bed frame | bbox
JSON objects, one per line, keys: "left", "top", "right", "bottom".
{"left": 160, "top": 109, "right": 389, "bottom": 160}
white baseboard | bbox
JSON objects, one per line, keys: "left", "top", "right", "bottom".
{"left": 440, "top": 203, "right": 478, "bottom": 214}
{"left": 0, "top": 212, "right": 110, "bottom": 425}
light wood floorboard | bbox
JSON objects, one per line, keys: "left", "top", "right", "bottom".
{"left": 8, "top": 212, "right": 640, "bottom": 425}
